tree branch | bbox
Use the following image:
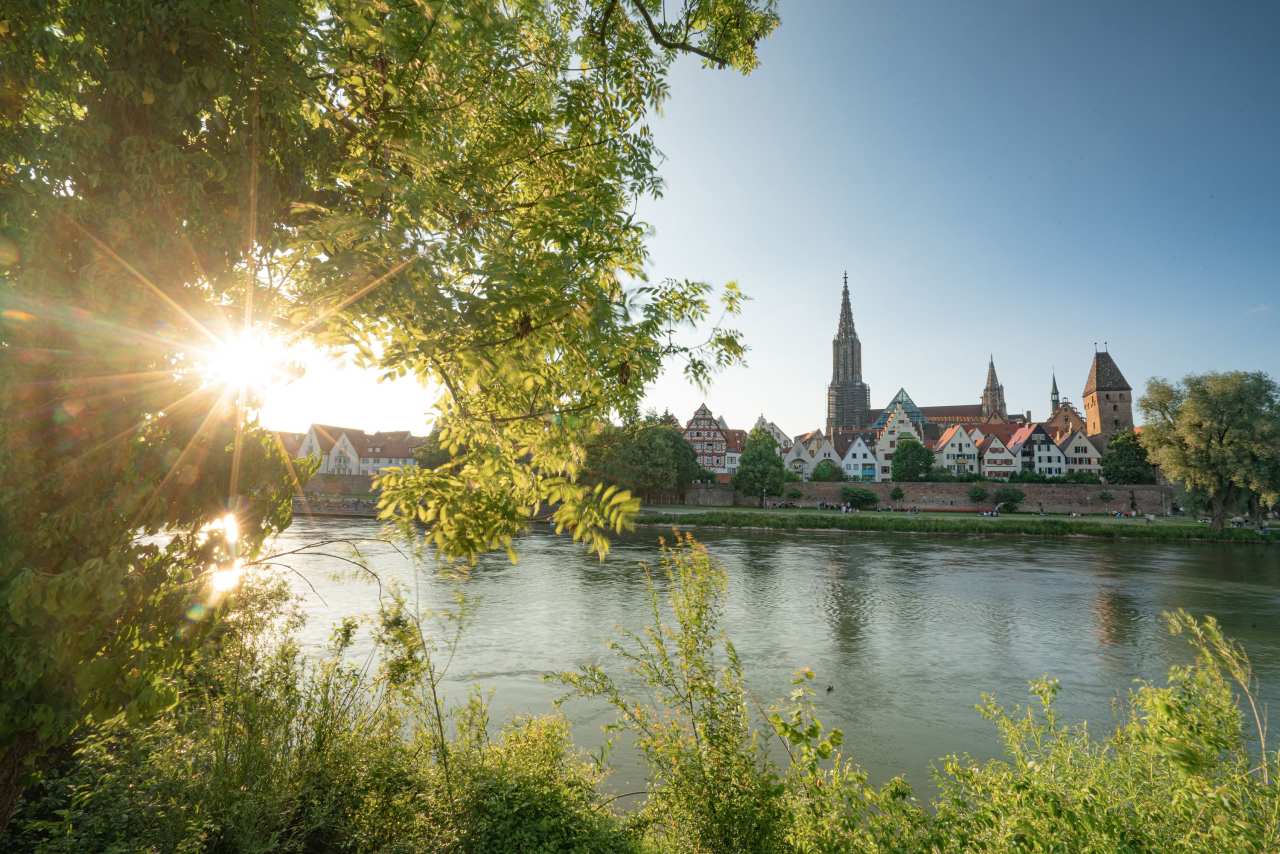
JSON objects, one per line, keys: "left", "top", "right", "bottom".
{"left": 629, "top": 0, "right": 730, "bottom": 66}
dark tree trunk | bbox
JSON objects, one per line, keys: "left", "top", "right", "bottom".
{"left": 1210, "top": 491, "right": 1229, "bottom": 532}
{"left": 0, "top": 734, "right": 37, "bottom": 833}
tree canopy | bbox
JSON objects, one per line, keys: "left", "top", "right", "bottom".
{"left": 732, "top": 428, "right": 785, "bottom": 505}
{"left": 0, "top": 0, "right": 778, "bottom": 827}
{"left": 584, "top": 417, "right": 704, "bottom": 502}
{"left": 1139, "top": 372, "right": 1280, "bottom": 529}
{"left": 1101, "top": 429, "right": 1156, "bottom": 484}
{"left": 809, "top": 459, "right": 844, "bottom": 482}
{"left": 890, "top": 436, "right": 934, "bottom": 482}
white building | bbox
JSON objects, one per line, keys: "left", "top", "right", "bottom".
{"left": 297, "top": 424, "right": 426, "bottom": 476}
{"left": 783, "top": 430, "right": 841, "bottom": 480}
{"left": 1009, "top": 424, "right": 1067, "bottom": 477}
{"left": 979, "top": 433, "right": 1019, "bottom": 479}
{"left": 933, "top": 424, "right": 979, "bottom": 477}
{"left": 752, "top": 415, "right": 793, "bottom": 453}
{"left": 1059, "top": 430, "right": 1103, "bottom": 477}
{"left": 840, "top": 434, "right": 879, "bottom": 482}
{"left": 874, "top": 403, "right": 922, "bottom": 481}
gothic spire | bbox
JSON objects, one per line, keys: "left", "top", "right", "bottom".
{"left": 981, "top": 356, "right": 1007, "bottom": 420}
{"left": 836, "top": 270, "right": 854, "bottom": 337}
{"left": 1050, "top": 371, "right": 1060, "bottom": 413}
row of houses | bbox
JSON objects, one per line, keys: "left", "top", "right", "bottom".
{"left": 780, "top": 397, "right": 1103, "bottom": 482}
{"left": 275, "top": 424, "right": 428, "bottom": 476}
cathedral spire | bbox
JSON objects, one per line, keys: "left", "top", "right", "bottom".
{"left": 981, "top": 356, "right": 1007, "bottom": 420}
{"left": 836, "top": 270, "right": 854, "bottom": 337}
{"left": 1050, "top": 371, "right": 1060, "bottom": 413}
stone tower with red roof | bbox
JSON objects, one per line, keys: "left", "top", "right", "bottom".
{"left": 1083, "top": 347, "right": 1133, "bottom": 446}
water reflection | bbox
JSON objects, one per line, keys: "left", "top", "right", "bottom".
{"left": 270, "top": 518, "right": 1280, "bottom": 797}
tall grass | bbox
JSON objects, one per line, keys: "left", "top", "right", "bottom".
{"left": 5, "top": 539, "right": 1277, "bottom": 852}
{"left": 640, "top": 510, "right": 1271, "bottom": 543}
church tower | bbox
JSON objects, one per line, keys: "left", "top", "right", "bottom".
{"left": 826, "top": 272, "right": 872, "bottom": 434}
{"left": 980, "top": 355, "right": 1008, "bottom": 420}
{"left": 1083, "top": 346, "right": 1133, "bottom": 444}
{"left": 1050, "top": 372, "right": 1061, "bottom": 415}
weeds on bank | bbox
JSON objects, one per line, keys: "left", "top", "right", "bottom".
{"left": 642, "top": 510, "right": 1270, "bottom": 543}
{"left": 4, "top": 537, "right": 1277, "bottom": 852}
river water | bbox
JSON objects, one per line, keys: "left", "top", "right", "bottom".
{"left": 269, "top": 516, "right": 1280, "bottom": 797}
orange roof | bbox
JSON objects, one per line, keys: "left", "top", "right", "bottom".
{"left": 274, "top": 431, "right": 305, "bottom": 456}
{"left": 722, "top": 429, "right": 748, "bottom": 453}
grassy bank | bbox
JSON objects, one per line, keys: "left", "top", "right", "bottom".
{"left": 639, "top": 508, "right": 1273, "bottom": 544}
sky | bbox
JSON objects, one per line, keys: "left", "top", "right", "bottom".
{"left": 263, "top": 0, "right": 1280, "bottom": 436}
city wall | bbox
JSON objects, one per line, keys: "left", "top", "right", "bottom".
{"left": 682, "top": 482, "right": 1173, "bottom": 515}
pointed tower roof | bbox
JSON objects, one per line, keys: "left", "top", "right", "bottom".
{"left": 985, "top": 355, "right": 1000, "bottom": 390}
{"left": 1051, "top": 373, "right": 1059, "bottom": 396}
{"left": 836, "top": 270, "right": 855, "bottom": 337}
{"left": 1084, "top": 351, "right": 1131, "bottom": 395}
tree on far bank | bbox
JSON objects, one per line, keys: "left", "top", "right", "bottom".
{"left": 993, "top": 486, "right": 1025, "bottom": 512}
{"left": 1139, "top": 372, "right": 1280, "bottom": 530}
{"left": 1101, "top": 429, "right": 1156, "bottom": 484}
{"left": 891, "top": 437, "right": 934, "bottom": 482}
{"left": 733, "top": 429, "right": 786, "bottom": 507}
{"left": 810, "top": 460, "right": 844, "bottom": 482}
{"left": 584, "top": 419, "right": 703, "bottom": 503}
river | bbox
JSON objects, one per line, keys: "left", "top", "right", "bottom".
{"left": 269, "top": 516, "right": 1280, "bottom": 798}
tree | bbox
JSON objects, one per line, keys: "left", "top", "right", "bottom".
{"left": 584, "top": 419, "right": 702, "bottom": 503}
{"left": 890, "top": 486, "right": 905, "bottom": 503}
{"left": 733, "top": 428, "right": 786, "bottom": 507}
{"left": 0, "top": 0, "right": 778, "bottom": 827}
{"left": 810, "top": 460, "right": 845, "bottom": 482}
{"left": 840, "top": 486, "right": 878, "bottom": 510}
{"left": 1139, "top": 372, "right": 1280, "bottom": 531}
{"left": 993, "top": 486, "right": 1025, "bottom": 512}
{"left": 890, "top": 437, "right": 934, "bottom": 482}
{"left": 1101, "top": 429, "right": 1156, "bottom": 484}
{"left": 968, "top": 484, "right": 989, "bottom": 504}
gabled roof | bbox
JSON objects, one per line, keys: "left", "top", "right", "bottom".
{"left": 871, "top": 389, "right": 924, "bottom": 429}
{"left": 1005, "top": 424, "right": 1037, "bottom": 453}
{"left": 1084, "top": 351, "right": 1131, "bottom": 395}
{"left": 274, "top": 431, "right": 305, "bottom": 456}
{"left": 833, "top": 429, "right": 876, "bottom": 458}
{"left": 1057, "top": 430, "right": 1099, "bottom": 455}
{"left": 722, "top": 429, "right": 747, "bottom": 453}
{"left": 307, "top": 425, "right": 427, "bottom": 459}
{"left": 310, "top": 424, "right": 361, "bottom": 453}
{"left": 933, "top": 424, "right": 967, "bottom": 451}
{"left": 978, "top": 434, "right": 1009, "bottom": 455}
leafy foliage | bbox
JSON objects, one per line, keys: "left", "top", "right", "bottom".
{"left": 889, "top": 486, "right": 905, "bottom": 502}
{"left": 992, "top": 486, "right": 1025, "bottom": 512}
{"left": 1140, "top": 372, "right": 1280, "bottom": 529}
{"left": 967, "top": 484, "right": 989, "bottom": 504}
{"left": 890, "top": 436, "right": 934, "bottom": 482}
{"left": 734, "top": 428, "right": 787, "bottom": 505}
{"left": 809, "top": 459, "right": 844, "bottom": 482}
{"left": 584, "top": 417, "right": 704, "bottom": 503}
{"left": 840, "top": 486, "right": 878, "bottom": 510}
{"left": 1100, "top": 428, "right": 1156, "bottom": 484}
{"left": 0, "top": 0, "right": 777, "bottom": 823}
{"left": 5, "top": 539, "right": 1278, "bottom": 852}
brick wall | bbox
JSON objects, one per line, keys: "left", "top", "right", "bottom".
{"left": 758, "top": 481, "right": 1172, "bottom": 515}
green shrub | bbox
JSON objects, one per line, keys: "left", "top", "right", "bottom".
{"left": 968, "top": 484, "right": 989, "bottom": 504}
{"left": 840, "top": 486, "right": 879, "bottom": 509}
{"left": 1098, "top": 490, "right": 1115, "bottom": 502}
{"left": 785, "top": 488, "right": 803, "bottom": 500}
{"left": 993, "top": 486, "right": 1025, "bottom": 511}
{"left": 810, "top": 460, "right": 844, "bottom": 482}
{"left": 890, "top": 486, "right": 905, "bottom": 502}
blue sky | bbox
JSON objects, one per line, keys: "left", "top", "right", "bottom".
{"left": 264, "top": 1, "right": 1278, "bottom": 435}
{"left": 638, "top": 0, "right": 1279, "bottom": 436}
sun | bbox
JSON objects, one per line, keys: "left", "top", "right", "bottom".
{"left": 197, "top": 327, "right": 299, "bottom": 397}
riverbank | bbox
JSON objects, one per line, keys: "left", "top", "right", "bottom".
{"left": 638, "top": 507, "right": 1274, "bottom": 544}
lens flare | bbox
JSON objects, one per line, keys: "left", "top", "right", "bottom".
{"left": 198, "top": 327, "right": 297, "bottom": 395}
{"left": 208, "top": 559, "right": 244, "bottom": 594}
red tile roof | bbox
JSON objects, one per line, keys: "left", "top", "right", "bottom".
{"left": 722, "top": 429, "right": 747, "bottom": 453}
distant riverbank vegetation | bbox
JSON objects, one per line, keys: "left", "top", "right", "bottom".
{"left": 5, "top": 537, "right": 1277, "bottom": 852}
{"left": 639, "top": 509, "right": 1274, "bottom": 544}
